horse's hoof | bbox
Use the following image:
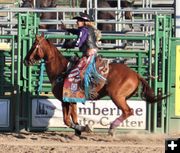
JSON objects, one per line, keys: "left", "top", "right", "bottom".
{"left": 75, "top": 129, "right": 81, "bottom": 136}
{"left": 85, "top": 124, "right": 93, "bottom": 133}
{"left": 108, "top": 128, "right": 115, "bottom": 137}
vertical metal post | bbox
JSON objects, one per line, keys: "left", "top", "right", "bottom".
{"left": 16, "top": 13, "right": 22, "bottom": 132}
{"left": 153, "top": 15, "right": 172, "bottom": 133}
{"left": 16, "top": 12, "right": 39, "bottom": 131}
{"left": 175, "top": 0, "right": 180, "bottom": 37}
{"left": 94, "top": 0, "right": 97, "bottom": 27}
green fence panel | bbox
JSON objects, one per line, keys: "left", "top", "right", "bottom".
{"left": 0, "top": 35, "right": 15, "bottom": 131}
{"left": 152, "top": 15, "right": 172, "bottom": 133}
{"left": 16, "top": 12, "right": 178, "bottom": 133}
{"left": 166, "top": 37, "right": 180, "bottom": 133}
{"left": 17, "top": 12, "right": 39, "bottom": 131}
{"left": 18, "top": 13, "right": 152, "bottom": 131}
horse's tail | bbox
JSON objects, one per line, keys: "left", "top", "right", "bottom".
{"left": 139, "top": 76, "right": 169, "bottom": 103}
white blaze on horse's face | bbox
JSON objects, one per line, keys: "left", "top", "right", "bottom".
{"left": 32, "top": 40, "right": 44, "bottom": 60}
{"left": 24, "top": 37, "right": 45, "bottom": 66}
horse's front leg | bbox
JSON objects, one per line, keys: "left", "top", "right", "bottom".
{"left": 70, "top": 103, "right": 82, "bottom": 136}
{"left": 62, "top": 102, "right": 90, "bottom": 136}
{"left": 62, "top": 102, "right": 71, "bottom": 126}
{"left": 62, "top": 102, "right": 93, "bottom": 136}
{"left": 70, "top": 103, "right": 93, "bottom": 134}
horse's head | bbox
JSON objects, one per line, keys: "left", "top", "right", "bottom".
{"left": 40, "top": 0, "right": 57, "bottom": 7}
{"left": 21, "top": 0, "right": 57, "bottom": 8}
{"left": 24, "top": 33, "right": 46, "bottom": 66}
{"left": 21, "top": 0, "right": 34, "bottom": 7}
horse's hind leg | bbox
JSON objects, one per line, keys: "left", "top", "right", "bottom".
{"left": 108, "top": 97, "right": 134, "bottom": 136}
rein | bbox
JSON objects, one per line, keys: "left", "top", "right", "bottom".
{"left": 35, "top": 37, "right": 72, "bottom": 85}
{"left": 37, "top": 61, "right": 45, "bottom": 93}
{"left": 34, "top": 37, "right": 55, "bottom": 63}
{"left": 55, "top": 61, "right": 74, "bottom": 84}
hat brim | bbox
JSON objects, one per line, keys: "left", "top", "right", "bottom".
{"left": 73, "top": 16, "right": 89, "bottom": 21}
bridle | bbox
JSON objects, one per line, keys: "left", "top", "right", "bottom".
{"left": 32, "top": 37, "right": 54, "bottom": 64}
{"left": 33, "top": 37, "right": 45, "bottom": 54}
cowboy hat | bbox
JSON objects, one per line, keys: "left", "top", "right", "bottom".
{"left": 73, "top": 12, "right": 94, "bottom": 21}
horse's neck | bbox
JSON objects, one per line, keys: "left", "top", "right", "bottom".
{"left": 44, "top": 44, "right": 68, "bottom": 83}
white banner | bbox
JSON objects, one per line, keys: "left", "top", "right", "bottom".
{"left": 0, "top": 99, "right": 10, "bottom": 127}
{"left": 32, "top": 99, "right": 146, "bottom": 129}
{"left": 32, "top": 99, "right": 65, "bottom": 127}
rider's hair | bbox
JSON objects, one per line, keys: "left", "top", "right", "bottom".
{"left": 85, "top": 21, "right": 102, "bottom": 42}
{"left": 85, "top": 21, "right": 95, "bottom": 27}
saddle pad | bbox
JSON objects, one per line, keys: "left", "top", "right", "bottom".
{"left": 63, "top": 67, "right": 86, "bottom": 103}
{"left": 63, "top": 57, "right": 88, "bottom": 103}
{"left": 63, "top": 55, "right": 108, "bottom": 102}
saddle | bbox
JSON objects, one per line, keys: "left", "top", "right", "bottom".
{"left": 63, "top": 55, "right": 109, "bottom": 103}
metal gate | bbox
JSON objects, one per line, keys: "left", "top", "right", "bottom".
{"left": 0, "top": 35, "right": 15, "bottom": 131}
{"left": 167, "top": 37, "right": 180, "bottom": 133}
{"left": 16, "top": 12, "right": 175, "bottom": 133}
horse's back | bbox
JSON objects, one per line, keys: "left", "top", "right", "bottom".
{"left": 106, "top": 63, "right": 139, "bottom": 97}
{"left": 108, "top": 63, "right": 138, "bottom": 79}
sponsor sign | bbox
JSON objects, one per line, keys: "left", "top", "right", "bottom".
{"left": 32, "top": 99, "right": 65, "bottom": 127}
{"left": 0, "top": 99, "right": 10, "bottom": 127}
{"left": 32, "top": 99, "right": 146, "bottom": 129}
{"left": 175, "top": 46, "right": 180, "bottom": 116}
{"left": 78, "top": 100, "right": 146, "bottom": 129}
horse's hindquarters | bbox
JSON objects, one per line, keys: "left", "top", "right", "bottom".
{"left": 106, "top": 63, "right": 139, "bottom": 97}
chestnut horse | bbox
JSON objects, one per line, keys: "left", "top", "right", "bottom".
{"left": 21, "top": 0, "right": 62, "bottom": 29}
{"left": 80, "top": 0, "right": 135, "bottom": 32}
{"left": 24, "top": 34, "right": 168, "bottom": 136}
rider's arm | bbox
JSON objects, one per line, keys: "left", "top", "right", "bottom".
{"left": 61, "top": 23, "right": 79, "bottom": 35}
{"left": 66, "top": 28, "right": 79, "bottom": 35}
{"left": 62, "top": 27, "right": 88, "bottom": 49}
{"left": 75, "top": 27, "right": 88, "bottom": 47}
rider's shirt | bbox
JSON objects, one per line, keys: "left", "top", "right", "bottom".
{"left": 66, "top": 26, "right": 98, "bottom": 56}
{"left": 64, "top": 25, "right": 99, "bottom": 103}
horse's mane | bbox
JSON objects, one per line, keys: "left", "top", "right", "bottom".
{"left": 46, "top": 39, "right": 56, "bottom": 48}
{"left": 45, "top": 39, "right": 65, "bottom": 59}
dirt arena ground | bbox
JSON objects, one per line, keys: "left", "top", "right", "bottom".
{"left": 0, "top": 131, "right": 179, "bottom": 153}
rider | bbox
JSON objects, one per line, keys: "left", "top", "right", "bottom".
{"left": 62, "top": 12, "right": 98, "bottom": 60}
{"left": 62, "top": 12, "right": 100, "bottom": 101}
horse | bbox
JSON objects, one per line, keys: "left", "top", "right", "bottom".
{"left": 21, "top": 0, "right": 57, "bottom": 8}
{"left": 21, "top": 0, "right": 62, "bottom": 29}
{"left": 80, "top": 0, "right": 134, "bottom": 31}
{"left": 80, "top": 0, "right": 134, "bottom": 44}
{"left": 80, "top": 0, "right": 115, "bottom": 39}
{"left": 24, "top": 33, "right": 169, "bottom": 136}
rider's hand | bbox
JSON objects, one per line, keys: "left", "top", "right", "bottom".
{"left": 61, "top": 23, "right": 66, "bottom": 30}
